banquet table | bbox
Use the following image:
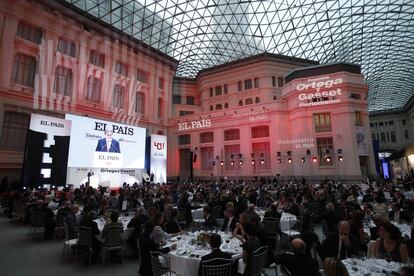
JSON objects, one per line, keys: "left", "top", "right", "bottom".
{"left": 191, "top": 208, "right": 204, "bottom": 220}
{"left": 392, "top": 222, "right": 412, "bottom": 239}
{"left": 342, "top": 258, "right": 402, "bottom": 276}
{"left": 166, "top": 231, "right": 242, "bottom": 276}
{"left": 280, "top": 212, "right": 297, "bottom": 232}
{"left": 94, "top": 215, "right": 134, "bottom": 238}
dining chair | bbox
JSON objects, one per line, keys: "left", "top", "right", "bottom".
{"left": 62, "top": 221, "right": 78, "bottom": 261}
{"left": 77, "top": 226, "right": 93, "bottom": 265}
{"left": 102, "top": 226, "right": 124, "bottom": 264}
{"left": 202, "top": 258, "right": 232, "bottom": 276}
{"left": 251, "top": 246, "right": 268, "bottom": 276}
{"left": 150, "top": 251, "right": 171, "bottom": 276}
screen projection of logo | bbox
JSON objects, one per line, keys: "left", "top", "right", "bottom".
{"left": 66, "top": 114, "right": 146, "bottom": 169}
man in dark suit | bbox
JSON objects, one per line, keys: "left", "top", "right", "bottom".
{"left": 198, "top": 233, "right": 232, "bottom": 276}
{"left": 127, "top": 207, "right": 149, "bottom": 255}
{"left": 284, "top": 197, "right": 300, "bottom": 216}
{"left": 320, "top": 220, "right": 359, "bottom": 260}
{"left": 95, "top": 129, "right": 121, "bottom": 153}
{"left": 264, "top": 202, "right": 282, "bottom": 219}
{"left": 222, "top": 207, "right": 238, "bottom": 232}
{"left": 165, "top": 208, "right": 181, "bottom": 234}
{"left": 275, "top": 238, "right": 321, "bottom": 276}
{"left": 203, "top": 206, "right": 216, "bottom": 229}
{"left": 139, "top": 220, "right": 176, "bottom": 276}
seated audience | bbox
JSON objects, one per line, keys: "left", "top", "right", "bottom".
{"left": 323, "top": 257, "right": 349, "bottom": 276}
{"left": 373, "top": 221, "right": 410, "bottom": 263}
{"left": 64, "top": 204, "right": 79, "bottom": 239}
{"left": 222, "top": 207, "right": 238, "bottom": 232}
{"left": 198, "top": 233, "right": 232, "bottom": 276}
{"left": 203, "top": 206, "right": 216, "bottom": 229}
{"left": 320, "top": 221, "right": 359, "bottom": 260}
{"left": 164, "top": 208, "right": 181, "bottom": 234}
{"left": 275, "top": 238, "right": 321, "bottom": 276}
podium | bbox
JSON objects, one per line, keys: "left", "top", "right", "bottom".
{"left": 93, "top": 152, "right": 123, "bottom": 168}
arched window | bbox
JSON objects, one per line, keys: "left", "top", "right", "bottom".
{"left": 224, "top": 102, "right": 229, "bottom": 108}
{"left": 215, "top": 104, "right": 222, "bottom": 110}
{"left": 255, "top": 97, "right": 260, "bottom": 103}
{"left": 209, "top": 105, "right": 214, "bottom": 111}
{"left": 135, "top": 92, "right": 145, "bottom": 114}
{"left": 239, "top": 100, "right": 243, "bottom": 106}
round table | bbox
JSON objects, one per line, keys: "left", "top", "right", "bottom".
{"left": 167, "top": 231, "right": 242, "bottom": 276}
{"left": 342, "top": 258, "right": 402, "bottom": 276}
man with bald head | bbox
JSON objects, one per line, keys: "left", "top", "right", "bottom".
{"left": 320, "top": 220, "right": 359, "bottom": 260}
{"left": 275, "top": 238, "right": 321, "bottom": 276}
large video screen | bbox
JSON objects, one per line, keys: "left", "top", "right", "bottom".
{"left": 66, "top": 114, "right": 146, "bottom": 169}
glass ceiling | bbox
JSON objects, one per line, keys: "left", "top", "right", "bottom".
{"left": 59, "top": 0, "right": 414, "bottom": 112}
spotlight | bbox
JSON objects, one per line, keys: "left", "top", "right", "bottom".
{"left": 220, "top": 160, "right": 224, "bottom": 166}
{"left": 239, "top": 160, "right": 243, "bottom": 165}
{"left": 338, "top": 156, "right": 343, "bottom": 162}
{"left": 301, "top": 157, "right": 305, "bottom": 163}
{"left": 260, "top": 153, "right": 264, "bottom": 158}
{"left": 277, "top": 151, "right": 281, "bottom": 157}
{"left": 230, "top": 160, "right": 234, "bottom": 166}
{"left": 288, "top": 158, "right": 292, "bottom": 164}
{"left": 326, "top": 156, "right": 331, "bottom": 162}
{"left": 278, "top": 158, "right": 282, "bottom": 164}
{"left": 337, "top": 149, "right": 342, "bottom": 154}
{"left": 312, "top": 157, "right": 317, "bottom": 163}
{"left": 251, "top": 160, "right": 255, "bottom": 165}
{"left": 23, "top": 186, "right": 26, "bottom": 190}
{"left": 260, "top": 159, "right": 265, "bottom": 164}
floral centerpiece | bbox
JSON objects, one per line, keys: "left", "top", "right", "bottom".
{"left": 191, "top": 232, "right": 210, "bottom": 246}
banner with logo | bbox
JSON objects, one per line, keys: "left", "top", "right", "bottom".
{"left": 150, "top": 134, "right": 167, "bottom": 183}
{"left": 22, "top": 114, "right": 72, "bottom": 188}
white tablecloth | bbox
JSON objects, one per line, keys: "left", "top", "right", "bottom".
{"left": 167, "top": 231, "right": 242, "bottom": 276}
{"left": 342, "top": 258, "right": 402, "bottom": 276}
{"left": 280, "top": 212, "right": 297, "bottom": 232}
{"left": 94, "top": 215, "right": 134, "bottom": 239}
{"left": 392, "top": 222, "right": 412, "bottom": 239}
{"left": 191, "top": 208, "right": 204, "bottom": 220}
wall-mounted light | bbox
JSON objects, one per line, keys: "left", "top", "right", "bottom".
{"left": 326, "top": 156, "right": 331, "bottom": 162}
{"left": 338, "top": 156, "right": 343, "bottom": 162}
{"left": 306, "top": 149, "right": 311, "bottom": 155}
{"left": 251, "top": 160, "right": 255, "bottom": 165}
{"left": 312, "top": 157, "right": 317, "bottom": 163}
{"left": 239, "top": 160, "right": 243, "bottom": 165}
{"left": 287, "top": 151, "right": 292, "bottom": 156}
{"left": 220, "top": 160, "right": 224, "bottom": 166}
{"left": 230, "top": 160, "right": 234, "bottom": 166}
{"left": 301, "top": 157, "right": 306, "bottom": 163}
{"left": 277, "top": 158, "right": 282, "bottom": 164}
{"left": 260, "top": 159, "right": 265, "bottom": 164}
{"left": 288, "top": 158, "right": 292, "bottom": 164}
{"left": 277, "top": 151, "right": 281, "bottom": 157}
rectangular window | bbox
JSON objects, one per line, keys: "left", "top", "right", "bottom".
{"left": 355, "top": 111, "right": 362, "bottom": 126}
{"left": 317, "top": 137, "right": 334, "bottom": 166}
{"left": 389, "top": 121, "right": 394, "bottom": 126}
{"left": 86, "top": 76, "right": 101, "bottom": 102}
{"left": 371, "top": 133, "right": 375, "bottom": 141}
{"left": 244, "top": 79, "right": 252, "bottom": 90}
{"left": 278, "top": 77, "right": 284, "bottom": 88}
{"left": 254, "top": 78, "right": 259, "bottom": 88}
{"left": 54, "top": 66, "right": 72, "bottom": 96}
{"left": 135, "top": 92, "right": 145, "bottom": 114}
{"left": 223, "top": 84, "right": 228, "bottom": 94}
{"left": 0, "top": 111, "right": 30, "bottom": 151}
{"left": 405, "top": 130, "right": 409, "bottom": 140}
{"left": 380, "top": 132, "right": 386, "bottom": 143}
{"left": 158, "top": 77, "right": 164, "bottom": 89}
{"left": 314, "top": 113, "right": 332, "bottom": 132}
{"left": 224, "top": 144, "right": 240, "bottom": 170}
{"left": 200, "top": 132, "right": 214, "bottom": 143}
{"left": 390, "top": 131, "right": 396, "bottom": 143}
{"left": 112, "top": 85, "right": 125, "bottom": 109}
{"left": 402, "top": 120, "right": 406, "bottom": 126}
{"left": 224, "top": 129, "right": 240, "bottom": 141}
{"left": 178, "top": 134, "right": 190, "bottom": 145}
{"left": 209, "top": 88, "right": 213, "bottom": 97}
{"left": 350, "top": 93, "right": 361, "bottom": 100}
{"left": 179, "top": 110, "right": 194, "bottom": 116}
{"left": 89, "top": 50, "right": 105, "bottom": 68}
{"left": 238, "top": 81, "right": 243, "bottom": 91}
{"left": 136, "top": 69, "right": 148, "bottom": 83}
{"left": 186, "top": 96, "right": 194, "bottom": 105}
{"left": 272, "top": 76, "right": 276, "bottom": 87}
{"left": 115, "top": 61, "right": 128, "bottom": 76}
{"left": 12, "top": 54, "right": 36, "bottom": 88}
{"left": 57, "top": 37, "right": 76, "bottom": 57}
{"left": 379, "top": 122, "right": 384, "bottom": 127}
{"left": 386, "top": 132, "right": 390, "bottom": 142}
{"left": 251, "top": 126, "right": 269, "bottom": 138}
{"left": 16, "top": 21, "right": 42, "bottom": 44}
{"left": 172, "top": 95, "right": 181, "bottom": 104}
{"left": 215, "top": 86, "right": 222, "bottom": 96}
{"left": 201, "top": 146, "right": 214, "bottom": 171}
{"left": 252, "top": 142, "right": 271, "bottom": 170}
